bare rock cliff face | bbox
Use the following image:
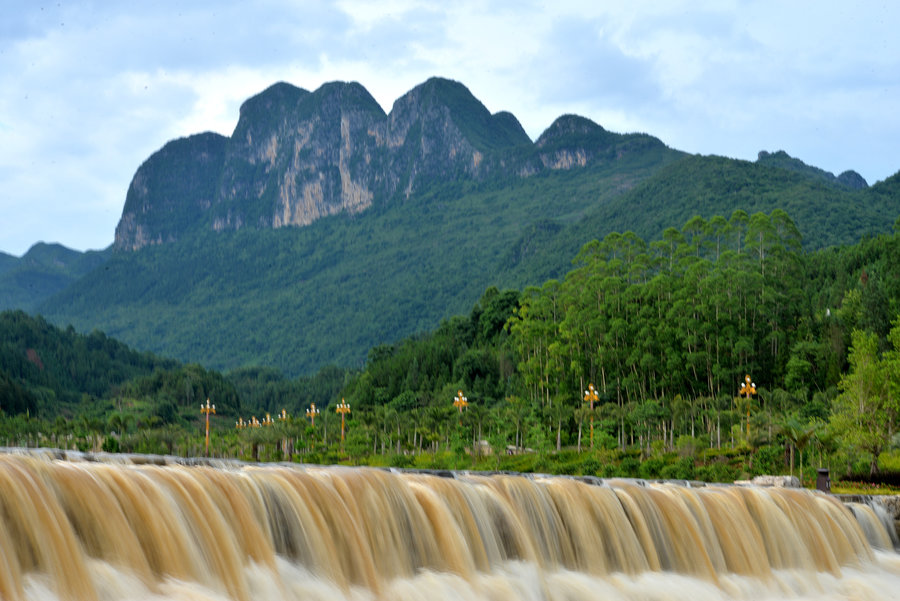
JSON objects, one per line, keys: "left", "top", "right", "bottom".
{"left": 113, "top": 77, "right": 643, "bottom": 251}
{"left": 213, "top": 81, "right": 386, "bottom": 233}
{"left": 385, "top": 78, "right": 500, "bottom": 198}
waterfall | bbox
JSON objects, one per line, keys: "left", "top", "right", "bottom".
{"left": 1, "top": 452, "right": 899, "bottom": 601}
{"left": 847, "top": 500, "right": 900, "bottom": 551}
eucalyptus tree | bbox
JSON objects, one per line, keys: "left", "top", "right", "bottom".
{"left": 729, "top": 209, "right": 750, "bottom": 255}
{"left": 831, "top": 324, "right": 900, "bottom": 475}
{"left": 707, "top": 215, "right": 731, "bottom": 262}
{"left": 510, "top": 282, "right": 563, "bottom": 409}
{"left": 681, "top": 215, "right": 708, "bottom": 259}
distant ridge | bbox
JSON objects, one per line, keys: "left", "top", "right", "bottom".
{"left": 756, "top": 150, "right": 868, "bottom": 190}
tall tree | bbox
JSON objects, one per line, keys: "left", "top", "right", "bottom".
{"left": 831, "top": 329, "right": 893, "bottom": 475}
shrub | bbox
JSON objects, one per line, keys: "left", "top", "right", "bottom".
{"left": 619, "top": 456, "right": 640, "bottom": 478}
{"left": 389, "top": 453, "right": 415, "bottom": 468}
{"left": 695, "top": 462, "right": 739, "bottom": 483}
{"left": 101, "top": 436, "right": 120, "bottom": 453}
{"left": 675, "top": 435, "right": 703, "bottom": 458}
{"left": 750, "top": 444, "right": 782, "bottom": 475}
{"left": 594, "top": 431, "right": 618, "bottom": 451}
{"left": 660, "top": 456, "right": 695, "bottom": 480}
{"left": 638, "top": 456, "right": 665, "bottom": 479}
{"left": 579, "top": 457, "right": 602, "bottom": 476}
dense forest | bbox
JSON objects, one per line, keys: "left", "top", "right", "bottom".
{"left": 3, "top": 209, "right": 900, "bottom": 485}
{"left": 29, "top": 156, "right": 900, "bottom": 379}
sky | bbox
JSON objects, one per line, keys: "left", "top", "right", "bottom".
{"left": 1, "top": 1, "right": 898, "bottom": 257}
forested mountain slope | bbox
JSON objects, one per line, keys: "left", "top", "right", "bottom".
{"left": 0, "top": 244, "right": 111, "bottom": 312}
{"left": 13, "top": 77, "right": 900, "bottom": 377}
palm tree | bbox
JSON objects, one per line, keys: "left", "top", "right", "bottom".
{"left": 506, "top": 396, "right": 530, "bottom": 452}
{"left": 779, "top": 415, "right": 817, "bottom": 484}
{"left": 546, "top": 398, "right": 571, "bottom": 452}
{"left": 574, "top": 405, "right": 590, "bottom": 453}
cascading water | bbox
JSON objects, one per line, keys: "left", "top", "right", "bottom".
{"left": 847, "top": 499, "right": 900, "bottom": 551}
{"left": 1, "top": 452, "right": 899, "bottom": 601}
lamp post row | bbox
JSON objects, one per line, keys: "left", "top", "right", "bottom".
{"left": 216, "top": 376, "right": 761, "bottom": 458}
{"left": 225, "top": 400, "right": 350, "bottom": 457}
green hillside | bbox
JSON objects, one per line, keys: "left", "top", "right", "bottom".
{"left": 39, "top": 151, "right": 900, "bottom": 378}
{"left": 0, "top": 244, "right": 111, "bottom": 312}
{"left": 571, "top": 155, "right": 900, "bottom": 250}
{"left": 11, "top": 77, "right": 900, "bottom": 380}
{"left": 40, "top": 148, "right": 678, "bottom": 377}
{"left": 0, "top": 310, "right": 179, "bottom": 416}
{"left": 756, "top": 150, "right": 868, "bottom": 190}
{"left": 0, "top": 252, "right": 15, "bottom": 275}
{"left": 6, "top": 212, "right": 900, "bottom": 483}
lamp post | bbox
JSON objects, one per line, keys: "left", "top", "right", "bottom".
{"left": 453, "top": 390, "right": 468, "bottom": 413}
{"left": 306, "top": 403, "right": 320, "bottom": 426}
{"left": 201, "top": 398, "right": 215, "bottom": 457}
{"left": 277, "top": 409, "right": 289, "bottom": 460}
{"left": 453, "top": 390, "right": 469, "bottom": 426}
{"left": 584, "top": 384, "right": 599, "bottom": 449}
{"left": 336, "top": 399, "right": 351, "bottom": 442}
{"left": 453, "top": 390, "right": 468, "bottom": 425}
{"left": 739, "top": 374, "right": 757, "bottom": 438}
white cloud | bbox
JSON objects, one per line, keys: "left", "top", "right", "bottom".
{"left": 1, "top": 1, "right": 899, "bottom": 256}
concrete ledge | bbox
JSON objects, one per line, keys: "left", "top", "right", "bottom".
{"left": 733, "top": 475, "right": 801, "bottom": 487}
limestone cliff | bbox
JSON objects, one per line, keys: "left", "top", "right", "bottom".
{"left": 214, "top": 81, "right": 385, "bottom": 232}
{"left": 113, "top": 77, "right": 656, "bottom": 251}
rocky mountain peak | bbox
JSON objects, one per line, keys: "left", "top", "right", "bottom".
{"left": 113, "top": 78, "right": 665, "bottom": 251}
{"left": 114, "top": 132, "right": 228, "bottom": 251}
{"left": 837, "top": 170, "right": 868, "bottom": 190}
{"left": 536, "top": 114, "right": 606, "bottom": 147}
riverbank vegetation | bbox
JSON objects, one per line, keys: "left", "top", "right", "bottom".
{"left": 3, "top": 209, "right": 900, "bottom": 488}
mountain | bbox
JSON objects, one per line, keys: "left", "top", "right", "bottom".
{"left": 20, "top": 77, "right": 900, "bottom": 377}
{"left": 563, "top": 154, "right": 899, "bottom": 250}
{"left": 0, "top": 252, "right": 16, "bottom": 276}
{"left": 0, "top": 243, "right": 111, "bottom": 312}
{"left": 114, "top": 132, "right": 228, "bottom": 251}
{"left": 0, "top": 309, "right": 179, "bottom": 416}
{"left": 111, "top": 78, "right": 663, "bottom": 252}
{"left": 756, "top": 150, "right": 868, "bottom": 190}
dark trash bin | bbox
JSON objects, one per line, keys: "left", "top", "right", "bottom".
{"left": 816, "top": 468, "right": 830, "bottom": 493}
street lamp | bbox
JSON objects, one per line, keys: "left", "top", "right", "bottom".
{"left": 201, "top": 398, "right": 215, "bottom": 457}
{"left": 584, "top": 384, "right": 599, "bottom": 449}
{"left": 336, "top": 399, "right": 351, "bottom": 442}
{"left": 277, "top": 409, "right": 289, "bottom": 460}
{"left": 453, "top": 390, "right": 468, "bottom": 412}
{"left": 306, "top": 403, "right": 320, "bottom": 426}
{"left": 453, "top": 390, "right": 468, "bottom": 425}
{"left": 739, "top": 374, "right": 757, "bottom": 438}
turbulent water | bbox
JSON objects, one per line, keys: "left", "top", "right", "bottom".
{"left": 1, "top": 451, "right": 899, "bottom": 601}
